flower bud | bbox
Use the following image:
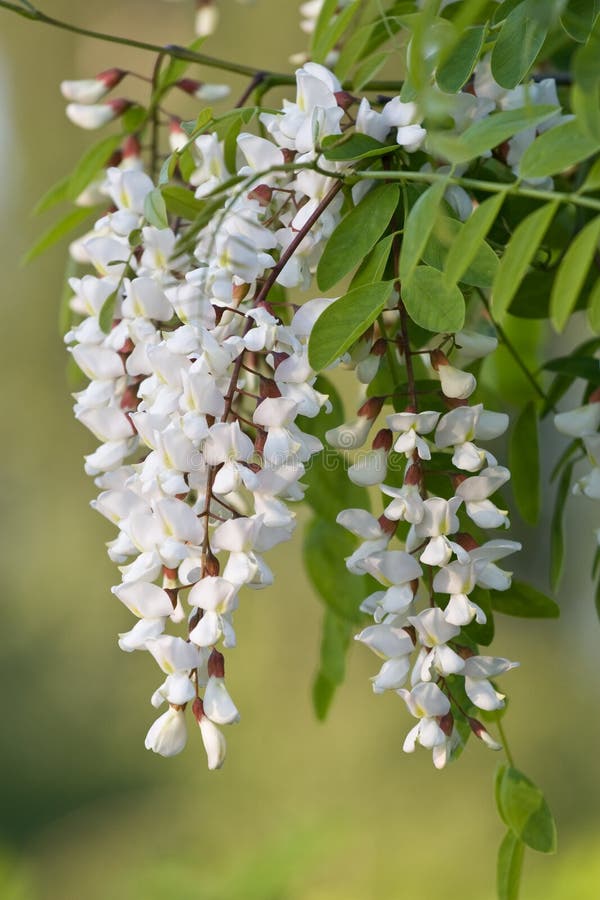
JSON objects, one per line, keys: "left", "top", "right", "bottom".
{"left": 176, "top": 78, "right": 231, "bottom": 102}
{"left": 195, "top": 0, "right": 219, "bottom": 36}
{"left": 468, "top": 717, "right": 502, "bottom": 751}
{"left": 60, "top": 68, "right": 126, "bottom": 104}
{"left": 66, "top": 98, "right": 131, "bottom": 130}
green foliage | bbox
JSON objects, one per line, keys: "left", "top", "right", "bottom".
{"left": 520, "top": 120, "right": 600, "bottom": 179}
{"left": 401, "top": 265, "right": 466, "bottom": 332}
{"left": 436, "top": 25, "right": 485, "bottom": 93}
{"left": 496, "top": 765, "right": 557, "bottom": 854}
{"left": 491, "top": 581, "right": 560, "bottom": 619}
{"left": 308, "top": 281, "right": 394, "bottom": 370}
{"left": 550, "top": 460, "right": 575, "bottom": 591}
{"left": 425, "top": 214, "right": 499, "bottom": 288}
{"left": 399, "top": 181, "right": 447, "bottom": 284}
{"left": 491, "top": 1, "right": 549, "bottom": 89}
{"left": 22, "top": 205, "right": 99, "bottom": 265}
{"left": 444, "top": 194, "right": 506, "bottom": 287}
{"left": 491, "top": 203, "right": 558, "bottom": 321}
{"left": 549, "top": 217, "right": 600, "bottom": 332}
{"left": 428, "top": 107, "right": 558, "bottom": 164}
{"left": 317, "top": 184, "right": 400, "bottom": 290}
{"left": 509, "top": 402, "right": 540, "bottom": 524}
{"left": 497, "top": 830, "right": 525, "bottom": 900}
{"left": 143, "top": 188, "right": 169, "bottom": 230}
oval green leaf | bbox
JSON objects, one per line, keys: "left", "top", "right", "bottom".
{"left": 445, "top": 193, "right": 506, "bottom": 286}
{"left": 402, "top": 265, "right": 465, "bottom": 333}
{"left": 399, "top": 181, "right": 446, "bottom": 284}
{"left": 509, "top": 402, "right": 540, "bottom": 525}
{"left": 492, "top": 202, "right": 558, "bottom": 321}
{"left": 424, "top": 214, "right": 499, "bottom": 287}
{"left": 144, "top": 188, "right": 169, "bottom": 230}
{"left": 497, "top": 766, "right": 557, "bottom": 854}
{"left": 491, "top": 580, "right": 560, "bottom": 619}
{"left": 491, "top": 1, "right": 548, "bottom": 88}
{"left": 317, "top": 184, "right": 399, "bottom": 291}
{"left": 520, "top": 120, "right": 600, "bottom": 179}
{"left": 308, "top": 281, "right": 394, "bottom": 370}
{"left": 550, "top": 215, "right": 600, "bottom": 332}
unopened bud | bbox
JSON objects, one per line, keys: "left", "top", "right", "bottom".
{"left": 232, "top": 282, "right": 251, "bottom": 302}
{"left": 439, "top": 711, "right": 454, "bottom": 736}
{"left": 195, "top": 0, "right": 219, "bottom": 36}
{"left": 175, "top": 78, "right": 230, "bottom": 102}
{"left": 357, "top": 396, "right": 384, "bottom": 420}
{"left": 469, "top": 717, "right": 502, "bottom": 751}
{"left": 122, "top": 134, "right": 142, "bottom": 159}
{"left": 248, "top": 184, "right": 273, "bottom": 206}
{"left": 192, "top": 696, "right": 205, "bottom": 723}
{"left": 204, "top": 550, "right": 220, "bottom": 578}
{"left": 372, "top": 428, "right": 393, "bottom": 452}
{"left": 66, "top": 98, "right": 131, "bottom": 130}
{"left": 454, "top": 532, "right": 479, "bottom": 552}
{"left": 60, "top": 68, "right": 126, "bottom": 104}
{"left": 430, "top": 348, "right": 448, "bottom": 371}
{"left": 208, "top": 648, "right": 225, "bottom": 678}
{"left": 377, "top": 513, "right": 397, "bottom": 536}
{"left": 372, "top": 338, "right": 387, "bottom": 357}
{"left": 334, "top": 90, "right": 356, "bottom": 110}
{"left": 404, "top": 462, "right": 422, "bottom": 486}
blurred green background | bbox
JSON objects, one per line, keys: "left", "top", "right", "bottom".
{"left": 1, "top": 2, "right": 599, "bottom": 898}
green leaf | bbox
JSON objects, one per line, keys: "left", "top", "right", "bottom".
{"left": 308, "top": 281, "right": 394, "bottom": 370}
{"left": 543, "top": 354, "right": 600, "bottom": 384}
{"left": 497, "top": 766, "right": 557, "bottom": 853}
{"left": 143, "top": 188, "right": 169, "bottom": 230}
{"left": 436, "top": 25, "right": 485, "bottom": 93}
{"left": 429, "top": 106, "right": 558, "bottom": 164}
{"left": 122, "top": 104, "right": 148, "bottom": 134}
{"left": 353, "top": 50, "right": 389, "bottom": 91}
{"left": 67, "top": 133, "right": 123, "bottom": 201}
{"left": 587, "top": 278, "right": 600, "bottom": 332}
{"left": 157, "top": 36, "right": 206, "bottom": 89}
{"left": 312, "top": 610, "right": 353, "bottom": 720}
{"left": 321, "top": 133, "right": 390, "bottom": 161}
{"left": 571, "top": 83, "right": 600, "bottom": 143}
{"left": 445, "top": 193, "right": 506, "bottom": 286}
{"left": 399, "top": 181, "right": 446, "bottom": 284}
{"left": 33, "top": 174, "right": 71, "bottom": 216}
{"left": 491, "top": 580, "right": 560, "bottom": 619}
{"left": 509, "top": 401, "right": 540, "bottom": 524}
{"left": 491, "top": 202, "right": 558, "bottom": 321}
{"left": 351, "top": 233, "right": 395, "bottom": 289}
{"left": 561, "top": 0, "right": 600, "bottom": 43}
{"left": 304, "top": 518, "right": 366, "bottom": 624}
{"left": 21, "top": 206, "right": 97, "bottom": 265}
{"left": 497, "top": 830, "right": 525, "bottom": 900}
{"left": 550, "top": 460, "right": 575, "bottom": 591}
{"left": 317, "top": 184, "right": 399, "bottom": 291}
{"left": 491, "top": 1, "right": 548, "bottom": 88}
{"left": 424, "top": 214, "right": 499, "bottom": 288}
{"left": 161, "top": 185, "right": 206, "bottom": 220}
{"left": 98, "top": 288, "right": 119, "bottom": 335}
{"left": 520, "top": 120, "right": 600, "bottom": 179}
{"left": 401, "top": 266, "right": 466, "bottom": 333}
{"left": 550, "top": 216, "right": 600, "bottom": 332}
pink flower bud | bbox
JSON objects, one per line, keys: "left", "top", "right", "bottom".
{"left": 65, "top": 98, "right": 131, "bottom": 130}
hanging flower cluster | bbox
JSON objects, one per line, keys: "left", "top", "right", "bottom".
{"left": 333, "top": 334, "right": 521, "bottom": 768}
{"left": 58, "top": 33, "right": 562, "bottom": 775}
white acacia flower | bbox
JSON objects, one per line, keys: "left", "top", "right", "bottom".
{"left": 145, "top": 707, "right": 187, "bottom": 757}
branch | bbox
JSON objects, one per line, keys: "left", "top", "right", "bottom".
{"left": 354, "top": 168, "right": 600, "bottom": 214}
{"left": 0, "top": 1, "right": 405, "bottom": 92}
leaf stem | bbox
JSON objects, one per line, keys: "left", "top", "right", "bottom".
{"left": 497, "top": 717, "right": 515, "bottom": 768}
{"left": 0, "top": 0, "right": 406, "bottom": 92}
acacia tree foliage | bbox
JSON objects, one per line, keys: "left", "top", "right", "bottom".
{"left": 4, "top": 0, "right": 600, "bottom": 896}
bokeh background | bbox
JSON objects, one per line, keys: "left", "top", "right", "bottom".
{"left": 1, "top": 2, "right": 599, "bottom": 898}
